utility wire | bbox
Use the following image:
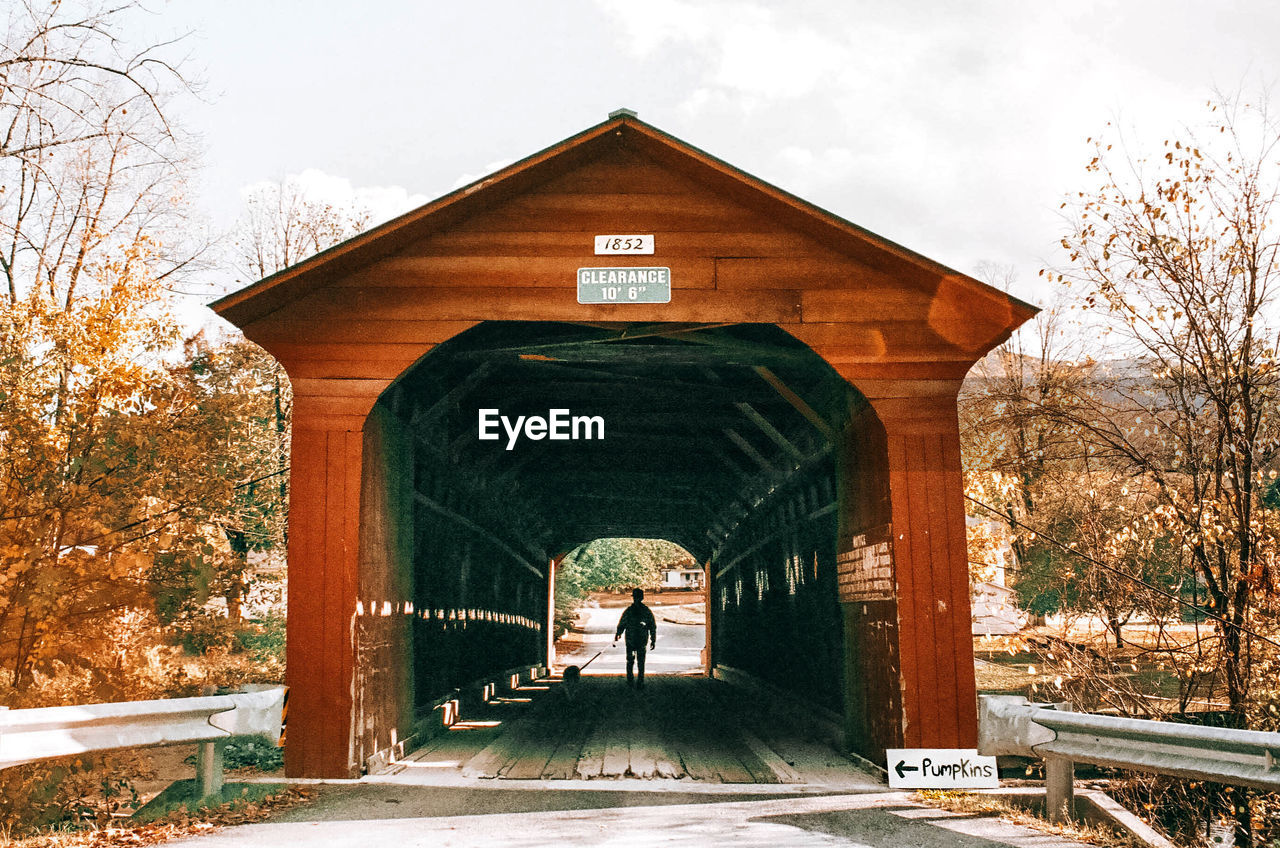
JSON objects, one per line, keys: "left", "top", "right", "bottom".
{"left": 965, "top": 493, "right": 1280, "bottom": 651}
{"left": 60, "top": 466, "right": 291, "bottom": 551}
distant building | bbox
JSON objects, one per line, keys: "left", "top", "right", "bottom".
{"left": 661, "top": 568, "right": 704, "bottom": 590}
{"left": 972, "top": 581, "right": 1028, "bottom": 635}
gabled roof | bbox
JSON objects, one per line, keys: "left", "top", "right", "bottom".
{"left": 211, "top": 111, "right": 1037, "bottom": 329}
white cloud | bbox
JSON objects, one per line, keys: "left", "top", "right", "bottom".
{"left": 239, "top": 168, "right": 430, "bottom": 228}
{"left": 777, "top": 146, "right": 862, "bottom": 185}
{"left": 594, "top": 0, "right": 715, "bottom": 55}
{"left": 448, "top": 158, "right": 516, "bottom": 192}
{"left": 596, "top": 0, "right": 849, "bottom": 109}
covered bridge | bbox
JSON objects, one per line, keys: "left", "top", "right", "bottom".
{"left": 212, "top": 110, "right": 1036, "bottom": 778}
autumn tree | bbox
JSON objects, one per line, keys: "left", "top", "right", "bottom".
{"left": 1051, "top": 95, "right": 1280, "bottom": 721}
{"left": 166, "top": 336, "right": 291, "bottom": 622}
{"left": 962, "top": 275, "right": 1205, "bottom": 708}
{"left": 0, "top": 240, "right": 199, "bottom": 694}
{"left": 0, "top": 0, "right": 195, "bottom": 305}
{"left": 0, "top": 0, "right": 204, "bottom": 694}
{"left": 232, "top": 175, "right": 372, "bottom": 282}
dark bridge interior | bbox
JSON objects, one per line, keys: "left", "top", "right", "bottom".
{"left": 357, "top": 321, "right": 896, "bottom": 766}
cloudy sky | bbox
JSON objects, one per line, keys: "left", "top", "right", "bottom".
{"left": 150, "top": 0, "right": 1280, "bottom": 317}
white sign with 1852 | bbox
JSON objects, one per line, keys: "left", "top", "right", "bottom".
{"left": 594, "top": 234, "right": 654, "bottom": 254}
{"left": 885, "top": 748, "right": 999, "bottom": 789}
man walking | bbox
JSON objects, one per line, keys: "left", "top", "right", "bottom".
{"left": 614, "top": 588, "right": 657, "bottom": 689}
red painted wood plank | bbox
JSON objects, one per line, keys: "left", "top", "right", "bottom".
{"left": 407, "top": 230, "right": 841, "bottom": 259}
{"left": 343, "top": 431, "right": 363, "bottom": 765}
{"left": 249, "top": 319, "right": 476, "bottom": 347}
{"left": 292, "top": 378, "right": 392, "bottom": 398}
{"left": 903, "top": 432, "right": 940, "bottom": 748}
{"left": 941, "top": 423, "right": 980, "bottom": 747}
{"left": 291, "top": 395, "right": 382, "bottom": 422}
{"left": 320, "top": 432, "right": 355, "bottom": 777}
{"left": 923, "top": 432, "right": 960, "bottom": 747}
{"left": 459, "top": 192, "right": 769, "bottom": 231}
{"left": 884, "top": 431, "right": 921, "bottom": 748}
{"left": 280, "top": 286, "right": 804, "bottom": 325}
{"left": 263, "top": 342, "right": 443, "bottom": 362}
{"left": 285, "top": 359, "right": 418, "bottom": 380}
{"left": 719, "top": 258, "right": 903, "bottom": 291}
{"left": 285, "top": 429, "right": 326, "bottom": 777}
{"left": 530, "top": 155, "right": 702, "bottom": 195}
{"left": 336, "top": 255, "right": 715, "bottom": 290}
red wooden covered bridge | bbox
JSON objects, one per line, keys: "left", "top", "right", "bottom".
{"left": 212, "top": 111, "right": 1035, "bottom": 778}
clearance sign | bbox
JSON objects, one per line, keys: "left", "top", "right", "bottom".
{"left": 577, "top": 267, "right": 672, "bottom": 304}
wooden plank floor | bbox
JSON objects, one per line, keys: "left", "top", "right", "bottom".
{"left": 396, "top": 675, "right": 870, "bottom": 785}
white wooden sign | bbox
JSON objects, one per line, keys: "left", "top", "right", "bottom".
{"left": 594, "top": 234, "right": 654, "bottom": 254}
{"left": 885, "top": 748, "right": 999, "bottom": 789}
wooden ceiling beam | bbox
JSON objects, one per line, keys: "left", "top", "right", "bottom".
{"left": 734, "top": 401, "right": 808, "bottom": 464}
{"left": 753, "top": 365, "right": 838, "bottom": 443}
{"left": 723, "top": 428, "right": 778, "bottom": 475}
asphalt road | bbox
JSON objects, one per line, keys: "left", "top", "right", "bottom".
{"left": 165, "top": 788, "right": 1097, "bottom": 847}
{"left": 555, "top": 600, "right": 705, "bottom": 677}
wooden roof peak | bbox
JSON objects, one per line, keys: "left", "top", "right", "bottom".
{"left": 212, "top": 112, "right": 1038, "bottom": 329}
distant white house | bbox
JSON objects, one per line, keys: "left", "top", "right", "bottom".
{"left": 661, "top": 568, "right": 704, "bottom": 590}
{"left": 971, "top": 581, "right": 1028, "bottom": 635}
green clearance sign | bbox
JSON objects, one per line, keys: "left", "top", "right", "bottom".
{"left": 577, "top": 267, "right": 671, "bottom": 304}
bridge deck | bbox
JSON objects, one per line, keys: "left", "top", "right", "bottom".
{"left": 385, "top": 675, "right": 879, "bottom": 787}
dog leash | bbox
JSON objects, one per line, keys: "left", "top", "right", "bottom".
{"left": 577, "top": 639, "right": 618, "bottom": 671}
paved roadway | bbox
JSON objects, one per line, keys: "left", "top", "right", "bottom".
{"left": 555, "top": 598, "right": 705, "bottom": 677}
{"left": 166, "top": 787, "right": 1096, "bottom": 847}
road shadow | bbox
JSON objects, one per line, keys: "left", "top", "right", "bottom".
{"left": 269, "top": 784, "right": 827, "bottom": 822}
{"left": 753, "top": 807, "right": 1081, "bottom": 847}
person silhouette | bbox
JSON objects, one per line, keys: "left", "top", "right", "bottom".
{"left": 613, "top": 588, "right": 657, "bottom": 689}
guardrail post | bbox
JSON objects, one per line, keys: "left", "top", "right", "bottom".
{"left": 1041, "top": 701, "right": 1073, "bottom": 823}
{"left": 196, "top": 685, "right": 225, "bottom": 799}
{"left": 196, "top": 739, "right": 226, "bottom": 799}
{"left": 1044, "top": 755, "right": 1074, "bottom": 823}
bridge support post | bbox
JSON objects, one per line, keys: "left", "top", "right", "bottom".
{"left": 284, "top": 410, "right": 367, "bottom": 778}
{"left": 866, "top": 386, "right": 979, "bottom": 752}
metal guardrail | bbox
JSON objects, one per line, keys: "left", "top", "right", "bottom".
{"left": 0, "top": 686, "right": 286, "bottom": 799}
{"left": 978, "top": 694, "right": 1280, "bottom": 822}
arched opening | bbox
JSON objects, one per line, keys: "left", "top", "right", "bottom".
{"left": 553, "top": 537, "right": 705, "bottom": 678}
{"left": 355, "top": 320, "right": 895, "bottom": 774}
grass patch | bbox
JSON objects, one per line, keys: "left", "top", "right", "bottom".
{"left": 0, "top": 785, "right": 315, "bottom": 848}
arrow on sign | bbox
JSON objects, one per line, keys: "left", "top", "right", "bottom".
{"left": 894, "top": 761, "right": 919, "bottom": 780}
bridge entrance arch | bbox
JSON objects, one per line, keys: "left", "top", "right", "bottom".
{"left": 212, "top": 112, "right": 1035, "bottom": 778}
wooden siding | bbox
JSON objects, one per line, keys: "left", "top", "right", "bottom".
{"left": 239, "top": 140, "right": 1030, "bottom": 399}
{"left": 285, "top": 427, "right": 362, "bottom": 778}
{"left": 354, "top": 405, "right": 416, "bottom": 772}
{"left": 874, "top": 391, "right": 979, "bottom": 749}
{"left": 836, "top": 404, "right": 902, "bottom": 760}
